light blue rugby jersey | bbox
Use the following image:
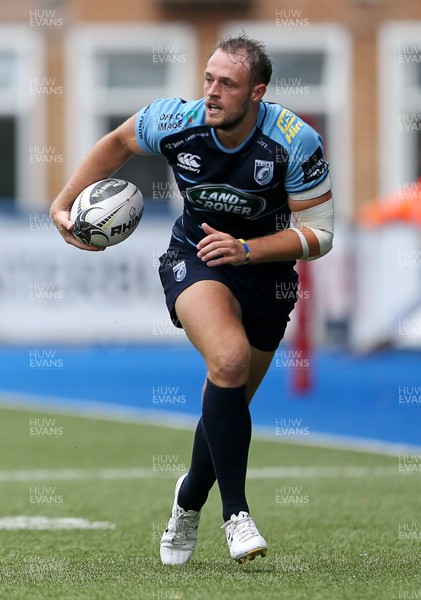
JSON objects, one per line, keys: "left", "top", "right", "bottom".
{"left": 135, "top": 97, "right": 329, "bottom": 252}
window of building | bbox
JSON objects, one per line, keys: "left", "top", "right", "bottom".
{"left": 0, "top": 28, "right": 45, "bottom": 209}
{"left": 220, "top": 22, "right": 352, "bottom": 219}
{"left": 379, "top": 22, "right": 421, "bottom": 196}
{"left": 65, "top": 24, "right": 197, "bottom": 213}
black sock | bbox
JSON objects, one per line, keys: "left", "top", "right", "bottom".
{"left": 201, "top": 377, "right": 251, "bottom": 522}
{"left": 178, "top": 416, "right": 216, "bottom": 512}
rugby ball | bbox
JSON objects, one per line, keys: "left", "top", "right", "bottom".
{"left": 70, "top": 178, "right": 144, "bottom": 247}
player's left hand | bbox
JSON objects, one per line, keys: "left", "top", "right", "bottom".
{"left": 197, "top": 223, "right": 249, "bottom": 267}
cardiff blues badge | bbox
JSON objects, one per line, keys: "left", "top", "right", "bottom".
{"left": 173, "top": 260, "right": 187, "bottom": 282}
{"left": 254, "top": 160, "right": 274, "bottom": 186}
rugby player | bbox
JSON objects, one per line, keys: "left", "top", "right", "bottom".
{"left": 50, "top": 34, "right": 333, "bottom": 565}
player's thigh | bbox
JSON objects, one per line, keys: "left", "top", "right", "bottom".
{"left": 175, "top": 280, "right": 250, "bottom": 385}
{"left": 246, "top": 345, "right": 275, "bottom": 403}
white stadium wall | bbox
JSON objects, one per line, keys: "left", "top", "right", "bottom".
{"left": 2, "top": 216, "right": 421, "bottom": 349}
{"left": 351, "top": 225, "right": 421, "bottom": 351}
{"left": 0, "top": 217, "right": 186, "bottom": 345}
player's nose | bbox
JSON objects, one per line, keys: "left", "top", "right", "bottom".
{"left": 207, "top": 80, "right": 220, "bottom": 97}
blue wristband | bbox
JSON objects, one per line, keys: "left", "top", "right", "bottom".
{"left": 237, "top": 238, "right": 251, "bottom": 264}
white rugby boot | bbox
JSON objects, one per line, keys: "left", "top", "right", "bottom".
{"left": 221, "top": 511, "right": 268, "bottom": 564}
{"left": 160, "top": 474, "right": 201, "bottom": 565}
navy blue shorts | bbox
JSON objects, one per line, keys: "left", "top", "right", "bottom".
{"left": 158, "top": 237, "right": 298, "bottom": 352}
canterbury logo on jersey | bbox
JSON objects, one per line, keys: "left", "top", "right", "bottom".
{"left": 186, "top": 184, "right": 266, "bottom": 219}
{"left": 177, "top": 153, "right": 201, "bottom": 173}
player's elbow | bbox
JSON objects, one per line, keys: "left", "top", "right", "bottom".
{"left": 291, "top": 197, "right": 334, "bottom": 261}
{"left": 304, "top": 229, "right": 333, "bottom": 261}
{"left": 97, "top": 129, "right": 135, "bottom": 164}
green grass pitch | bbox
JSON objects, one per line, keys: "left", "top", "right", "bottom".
{"left": 0, "top": 406, "right": 419, "bottom": 600}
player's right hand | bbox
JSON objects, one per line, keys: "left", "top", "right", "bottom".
{"left": 51, "top": 209, "right": 105, "bottom": 251}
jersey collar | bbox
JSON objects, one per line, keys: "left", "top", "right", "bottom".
{"left": 210, "top": 101, "right": 267, "bottom": 154}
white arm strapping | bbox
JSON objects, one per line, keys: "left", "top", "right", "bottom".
{"left": 288, "top": 175, "right": 332, "bottom": 201}
{"left": 289, "top": 197, "right": 334, "bottom": 261}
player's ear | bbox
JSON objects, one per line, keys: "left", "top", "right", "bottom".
{"left": 251, "top": 83, "right": 266, "bottom": 103}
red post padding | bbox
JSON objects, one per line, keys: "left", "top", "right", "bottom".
{"left": 292, "top": 259, "right": 312, "bottom": 394}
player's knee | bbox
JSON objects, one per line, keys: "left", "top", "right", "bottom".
{"left": 208, "top": 343, "right": 250, "bottom": 387}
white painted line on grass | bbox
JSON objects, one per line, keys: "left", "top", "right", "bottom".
{"left": 0, "top": 465, "right": 405, "bottom": 483}
{"left": 253, "top": 426, "right": 421, "bottom": 457}
{"left": 0, "top": 516, "right": 116, "bottom": 530}
{"left": 1, "top": 392, "right": 420, "bottom": 457}
{"left": 247, "top": 465, "right": 402, "bottom": 478}
{"left": 0, "top": 467, "right": 159, "bottom": 482}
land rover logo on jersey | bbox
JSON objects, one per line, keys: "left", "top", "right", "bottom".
{"left": 186, "top": 184, "right": 266, "bottom": 219}
{"left": 173, "top": 260, "right": 187, "bottom": 282}
{"left": 254, "top": 160, "right": 274, "bottom": 186}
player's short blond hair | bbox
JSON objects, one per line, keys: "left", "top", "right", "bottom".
{"left": 211, "top": 32, "right": 272, "bottom": 88}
